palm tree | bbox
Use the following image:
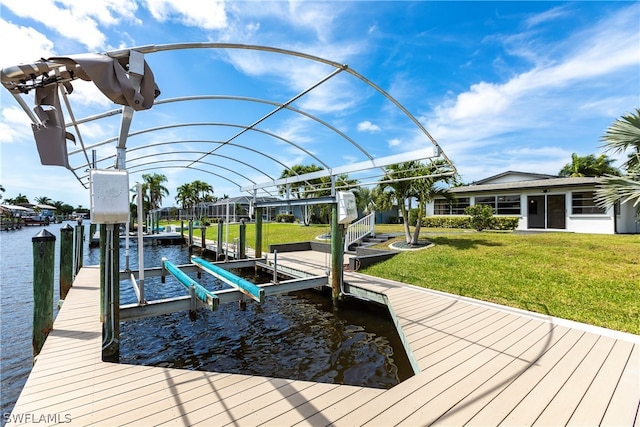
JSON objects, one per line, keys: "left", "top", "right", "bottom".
{"left": 0, "top": 185, "right": 5, "bottom": 201}
{"left": 377, "top": 160, "right": 455, "bottom": 245}
{"left": 176, "top": 182, "right": 196, "bottom": 216}
{"left": 409, "top": 160, "right": 457, "bottom": 243}
{"left": 595, "top": 108, "right": 640, "bottom": 219}
{"left": 191, "top": 180, "right": 214, "bottom": 219}
{"left": 559, "top": 153, "right": 619, "bottom": 177}
{"left": 34, "top": 196, "right": 53, "bottom": 206}
{"left": 279, "top": 164, "right": 324, "bottom": 225}
{"left": 142, "top": 173, "right": 169, "bottom": 211}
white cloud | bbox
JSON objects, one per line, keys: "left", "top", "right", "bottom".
{"left": 0, "top": 106, "right": 33, "bottom": 143}
{"left": 427, "top": 4, "right": 639, "bottom": 148}
{"left": 0, "top": 20, "right": 55, "bottom": 67}
{"left": 1, "top": 0, "right": 140, "bottom": 51}
{"left": 357, "top": 121, "right": 381, "bottom": 133}
{"left": 388, "top": 138, "right": 401, "bottom": 147}
{"left": 143, "top": 0, "right": 227, "bottom": 30}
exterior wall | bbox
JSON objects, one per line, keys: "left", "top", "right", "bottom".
{"left": 428, "top": 187, "right": 625, "bottom": 234}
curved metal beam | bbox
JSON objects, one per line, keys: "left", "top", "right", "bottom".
{"left": 82, "top": 149, "right": 275, "bottom": 182}
{"left": 68, "top": 95, "right": 374, "bottom": 163}
{"left": 72, "top": 140, "right": 293, "bottom": 180}
{"left": 68, "top": 122, "right": 329, "bottom": 169}
{"left": 102, "top": 42, "right": 450, "bottom": 167}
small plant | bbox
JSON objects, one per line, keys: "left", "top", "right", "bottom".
{"left": 464, "top": 204, "right": 495, "bottom": 231}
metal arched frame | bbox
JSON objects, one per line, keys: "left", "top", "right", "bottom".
{"left": 1, "top": 42, "right": 456, "bottom": 197}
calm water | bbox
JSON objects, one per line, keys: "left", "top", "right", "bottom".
{"left": 1, "top": 223, "right": 413, "bottom": 421}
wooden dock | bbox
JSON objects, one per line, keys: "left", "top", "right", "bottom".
{"left": 6, "top": 251, "right": 639, "bottom": 426}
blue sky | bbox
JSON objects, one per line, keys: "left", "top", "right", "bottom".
{"left": 0, "top": 1, "right": 638, "bottom": 209}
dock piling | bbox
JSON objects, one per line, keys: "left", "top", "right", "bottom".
{"left": 239, "top": 219, "right": 246, "bottom": 259}
{"left": 32, "top": 229, "right": 55, "bottom": 359}
{"left": 59, "top": 224, "right": 74, "bottom": 299}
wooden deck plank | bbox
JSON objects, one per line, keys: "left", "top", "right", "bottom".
{"left": 364, "top": 316, "right": 544, "bottom": 426}
{"left": 568, "top": 339, "right": 637, "bottom": 426}
{"left": 243, "top": 384, "right": 364, "bottom": 427}
{"left": 599, "top": 342, "right": 640, "bottom": 427}
{"left": 499, "top": 331, "right": 601, "bottom": 425}
{"left": 464, "top": 327, "right": 585, "bottom": 425}
{"left": 196, "top": 381, "right": 328, "bottom": 426}
{"left": 532, "top": 335, "right": 617, "bottom": 426}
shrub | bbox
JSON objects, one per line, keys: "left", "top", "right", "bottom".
{"left": 276, "top": 213, "right": 295, "bottom": 223}
{"left": 464, "top": 205, "right": 495, "bottom": 231}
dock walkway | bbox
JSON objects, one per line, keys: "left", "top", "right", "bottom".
{"left": 6, "top": 250, "right": 639, "bottom": 426}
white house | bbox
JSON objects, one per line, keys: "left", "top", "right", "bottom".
{"left": 427, "top": 171, "right": 639, "bottom": 234}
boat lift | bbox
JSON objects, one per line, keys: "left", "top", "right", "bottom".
{"left": 120, "top": 257, "right": 329, "bottom": 322}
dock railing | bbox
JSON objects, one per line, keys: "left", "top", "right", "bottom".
{"left": 344, "top": 211, "right": 375, "bottom": 252}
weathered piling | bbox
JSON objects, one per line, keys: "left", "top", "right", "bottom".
{"left": 59, "top": 224, "right": 74, "bottom": 299}
{"left": 32, "top": 229, "right": 55, "bottom": 358}
{"left": 239, "top": 219, "right": 246, "bottom": 259}
{"left": 255, "top": 207, "right": 262, "bottom": 259}
{"left": 200, "top": 226, "right": 206, "bottom": 252}
{"left": 330, "top": 204, "right": 344, "bottom": 307}
{"left": 74, "top": 221, "right": 84, "bottom": 274}
{"left": 216, "top": 221, "right": 223, "bottom": 259}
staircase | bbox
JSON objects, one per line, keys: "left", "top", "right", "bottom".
{"left": 344, "top": 212, "right": 375, "bottom": 252}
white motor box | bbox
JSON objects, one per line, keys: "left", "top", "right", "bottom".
{"left": 336, "top": 191, "right": 358, "bottom": 224}
{"left": 90, "top": 169, "right": 130, "bottom": 224}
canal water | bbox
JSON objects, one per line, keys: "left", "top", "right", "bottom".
{"left": 1, "top": 223, "right": 413, "bottom": 422}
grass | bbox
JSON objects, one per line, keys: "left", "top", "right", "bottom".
{"left": 166, "top": 221, "right": 639, "bottom": 335}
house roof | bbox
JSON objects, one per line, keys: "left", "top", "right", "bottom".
{"left": 450, "top": 176, "right": 603, "bottom": 194}
{"left": 472, "top": 170, "right": 558, "bottom": 185}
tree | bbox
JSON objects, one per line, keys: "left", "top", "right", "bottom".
{"left": 34, "top": 196, "right": 53, "bottom": 206}
{"left": 559, "top": 153, "right": 620, "bottom": 177}
{"left": 175, "top": 180, "right": 215, "bottom": 220}
{"left": 279, "top": 164, "right": 358, "bottom": 224}
{"left": 595, "top": 108, "right": 640, "bottom": 219}
{"left": 0, "top": 184, "right": 4, "bottom": 201}
{"left": 6, "top": 193, "right": 29, "bottom": 205}
{"left": 377, "top": 160, "right": 455, "bottom": 245}
{"left": 142, "top": 173, "right": 169, "bottom": 211}
{"left": 278, "top": 164, "right": 324, "bottom": 225}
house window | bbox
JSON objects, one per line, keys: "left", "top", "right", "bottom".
{"left": 434, "top": 197, "right": 470, "bottom": 215}
{"left": 473, "top": 195, "right": 520, "bottom": 215}
{"left": 475, "top": 196, "right": 495, "bottom": 209}
{"left": 572, "top": 191, "right": 605, "bottom": 214}
{"left": 434, "top": 199, "right": 449, "bottom": 215}
{"left": 452, "top": 197, "right": 470, "bottom": 214}
{"left": 497, "top": 195, "right": 521, "bottom": 215}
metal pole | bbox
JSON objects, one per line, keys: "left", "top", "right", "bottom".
{"left": 102, "top": 224, "right": 120, "bottom": 362}
{"left": 32, "top": 229, "right": 55, "bottom": 359}
{"left": 225, "top": 200, "right": 230, "bottom": 261}
{"left": 137, "top": 182, "right": 145, "bottom": 304}
{"left": 59, "top": 224, "right": 74, "bottom": 300}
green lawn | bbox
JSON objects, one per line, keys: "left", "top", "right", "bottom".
{"left": 167, "top": 221, "right": 639, "bottom": 334}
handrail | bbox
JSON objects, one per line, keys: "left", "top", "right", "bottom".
{"left": 344, "top": 212, "right": 375, "bottom": 252}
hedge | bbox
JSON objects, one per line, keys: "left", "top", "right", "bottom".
{"left": 420, "top": 215, "right": 520, "bottom": 231}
